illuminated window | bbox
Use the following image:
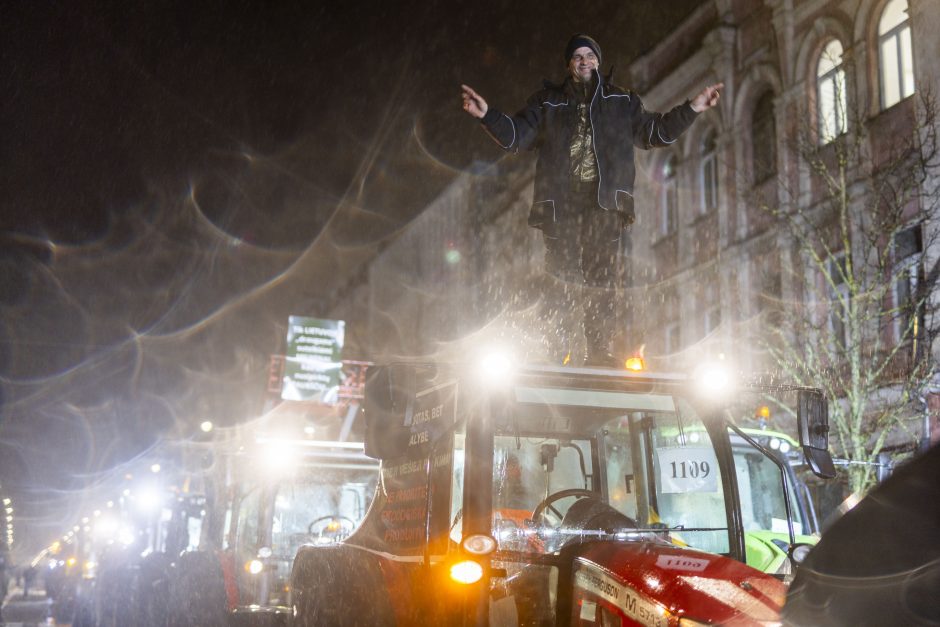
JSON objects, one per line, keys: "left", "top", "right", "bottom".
{"left": 660, "top": 154, "right": 679, "bottom": 236}
{"left": 817, "top": 40, "right": 847, "bottom": 143}
{"left": 752, "top": 92, "right": 776, "bottom": 183}
{"left": 879, "top": 0, "right": 915, "bottom": 110}
{"left": 700, "top": 130, "right": 719, "bottom": 214}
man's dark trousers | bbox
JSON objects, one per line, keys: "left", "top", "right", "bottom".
{"left": 540, "top": 182, "right": 626, "bottom": 364}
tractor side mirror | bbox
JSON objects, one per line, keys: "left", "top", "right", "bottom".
{"left": 797, "top": 389, "right": 836, "bottom": 479}
{"left": 363, "top": 364, "right": 414, "bottom": 460}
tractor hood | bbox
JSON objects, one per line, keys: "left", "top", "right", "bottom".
{"left": 570, "top": 541, "right": 786, "bottom": 625}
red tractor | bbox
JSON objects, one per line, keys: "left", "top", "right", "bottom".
{"left": 290, "top": 360, "right": 835, "bottom": 626}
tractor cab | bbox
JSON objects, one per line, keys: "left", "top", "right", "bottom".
{"left": 168, "top": 438, "right": 378, "bottom": 627}
{"left": 290, "top": 360, "right": 834, "bottom": 626}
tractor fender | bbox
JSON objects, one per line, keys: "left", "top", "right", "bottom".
{"left": 290, "top": 544, "right": 394, "bottom": 627}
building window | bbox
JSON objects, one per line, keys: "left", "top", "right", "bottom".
{"left": 893, "top": 224, "right": 924, "bottom": 343}
{"left": 752, "top": 92, "right": 777, "bottom": 183}
{"left": 754, "top": 253, "right": 782, "bottom": 323}
{"left": 663, "top": 290, "right": 681, "bottom": 354}
{"left": 879, "top": 0, "right": 915, "bottom": 110}
{"left": 703, "top": 279, "right": 721, "bottom": 336}
{"left": 700, "top": 130, "right": 719, "bottom": 214}
{"left": 817, "top": 39, "right": 847, "bottom": 143}
{"left": 660, "top": 154, "right": 679, "bottom": 236}
{"left": 829, "top": 253, "right": 849, "bottom": 349}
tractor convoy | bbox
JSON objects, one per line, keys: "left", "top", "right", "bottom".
{"left": 48, "top": 358, "right": 834, "bottom": 626}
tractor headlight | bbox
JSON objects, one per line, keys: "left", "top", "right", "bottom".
{"left": 477, "top": 349, "right": 514, "bottom": 384}
{"left": 693, "top": 361, "right": 734, "bottom": 400}
{"left": 790, "top": 542, "right": 813, "bottom": 565}
{"left": 461, "top": 534, "right": 497, "bottom": 556}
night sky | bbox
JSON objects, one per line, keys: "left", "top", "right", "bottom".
{"left": 1, "top": 0, "right": 700, "bottom": 556}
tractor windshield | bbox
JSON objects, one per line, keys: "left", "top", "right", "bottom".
{"left": 484, "top": 388, "right": 729, "bottom": 553}
{"left": 488, "top": 385, "right": 731, "bottom": 556}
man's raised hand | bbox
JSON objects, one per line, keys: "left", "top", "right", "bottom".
{"left": 461, "top": 85, "right": 488, "bottom": 119}
{"left": 690, "top": 82, "right": 724, "bottom": 113}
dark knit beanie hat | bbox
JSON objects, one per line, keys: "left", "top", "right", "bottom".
{"left": 564, "top": 34, "right": 602, "bottom": 65}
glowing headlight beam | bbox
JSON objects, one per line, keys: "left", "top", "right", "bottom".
{"left": 259, "top": 441, "right": 299, "bottom": 475}
{"left": 694, "top": 362, "right": 734, "bottom": 399}
{"left": 449, "top": 559, "right": 483, "bottom": 585}
{"left": 479, "top": 350, "right": 513, "bottom": 378}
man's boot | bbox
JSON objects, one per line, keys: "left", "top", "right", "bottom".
{"left": 582, "top": 290, "right": 620, "bottom": 368}
{"left": 538, "top": 273, "right": 584, "bottom": 365}
{"left": 583, "top": 346, "right": 621, "bottom": 368}
{"left": 582, "top": 321, "right": 620, "bottom": 368}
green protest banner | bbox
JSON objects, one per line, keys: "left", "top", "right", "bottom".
{"left": 281, "top": 316, "right": 344, "bottom": 402}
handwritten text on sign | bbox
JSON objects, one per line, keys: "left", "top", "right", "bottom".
{"left": 657, "top": 447, "right": 719, "bottom": 494}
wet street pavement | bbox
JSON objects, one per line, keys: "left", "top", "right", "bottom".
{"left": 0, "top": 584, "right": 56, "bottom": 626}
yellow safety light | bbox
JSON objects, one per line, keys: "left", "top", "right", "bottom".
{"left": 449, "top": 559, "right": 484, "bottom": 585}
{"left": 325, "top": 520, "right": 342, "bottom": 532}
{"left": 624, "top": 356, "right": 645, "bottom": 371}
{"left": 246, "top": 559, "right": 264, "bottom": 575}
{"left": 66, "top": 557, "right": 77, "bottom": 567}
{"left": 756, "top": 405, "right": 771, "bottom": 419}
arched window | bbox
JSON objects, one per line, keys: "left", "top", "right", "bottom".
{"left": 817, "top": 39, "right": 847, "bottom": 143}
{"left": 878, "top": 0, "right": 915, "bottom": 110}
{"left": 660, "top": 154, "right": 678, "bottom": 236}
{"left": 752, "top": 92, "right": 776, "bottom": 183}
{"left": 700, "top": 130, "right": 718, "bottom": 214}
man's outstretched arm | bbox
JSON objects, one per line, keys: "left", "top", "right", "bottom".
{"left": 461, "top": 84, "right": 540, "bottom": 152}
{"left": 633, "top": 82, "right": 724, "bottom": 149}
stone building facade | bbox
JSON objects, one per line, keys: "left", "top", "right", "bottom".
{"left": 625, "top": 0, "right": 938, "bottom": 366}
{"left": 624, "top": 0, "right": 940, "bottom": 452}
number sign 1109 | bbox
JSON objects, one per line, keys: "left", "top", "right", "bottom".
{"left": 669, "top": 459, "right": 710, "bottom": 480}
{"left": 657, "top": 447, "right": 719, "bottom": 494}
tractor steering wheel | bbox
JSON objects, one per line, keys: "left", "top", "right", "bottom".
{"left": 307, "top": 515, "right": 355, "bottom": 536}
{"left": 531, "top": 489, "right": 596, "bottom": 527}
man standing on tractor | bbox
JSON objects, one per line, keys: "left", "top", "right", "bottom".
{"left": 462, "top": 34, "right": 721, "bottom": 366}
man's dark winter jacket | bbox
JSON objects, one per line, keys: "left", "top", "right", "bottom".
{"left": 480, "top": 69, "right": 698, "bottom": 232}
